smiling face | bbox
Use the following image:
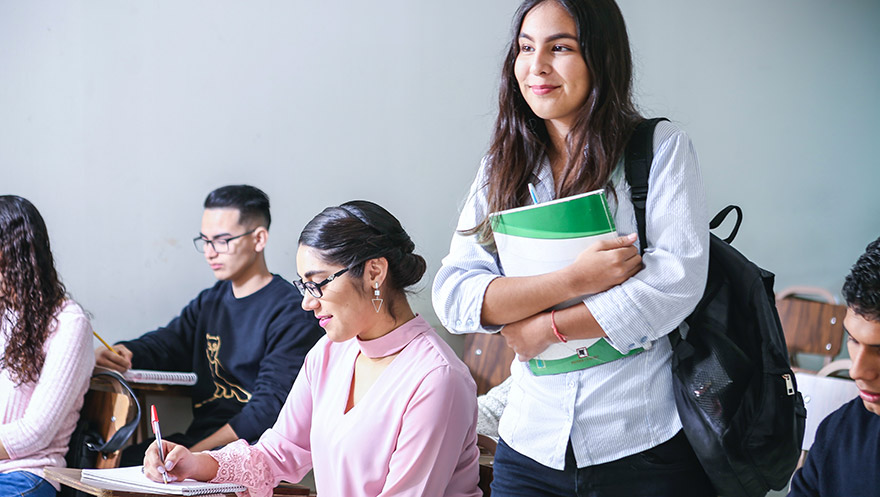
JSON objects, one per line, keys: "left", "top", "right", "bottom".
{"left": 514, "top": 0, "right": 590, "bottom": 133}
{"left": 846, "top": 307, "right": 880, "bottom": 415}
{"left": 199, "top": 208, "right": 263, "bottom": 284}
{"left": 296, "top": 245, "right": 379, "bottom": 343}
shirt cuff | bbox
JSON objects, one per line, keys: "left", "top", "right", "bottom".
{"left": 584, "top": 285, "right": 656, "bottom": 353}
{"left": 440, "top": 273, "right": 503, "bottom": 334}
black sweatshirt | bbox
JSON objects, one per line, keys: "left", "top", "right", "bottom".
{"left": 122, "top": 275, "right": 323, "bottom": 441}
{"left": 789, "top": 397, "right": 880, "bottom": 497}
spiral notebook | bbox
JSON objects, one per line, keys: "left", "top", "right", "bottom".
{"left": 81, "top": 466, "right": 246, "bottom": 495}
{"left": 123, "top": 369, "right": 198, "bottom": 386}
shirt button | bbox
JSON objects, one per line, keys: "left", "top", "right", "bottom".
{"left": 455, "top": 319, "right": 462, "bottom": 327}
{"left": 640, "top": 336, "right": 648, "bottom": 343}
{"left": 466, "top": 318, "right": 474, "bottom": 329}
{"left": 628, "top": 343, "right": 636, "bottom": 349}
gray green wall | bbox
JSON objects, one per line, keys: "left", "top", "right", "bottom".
{"left": 2, "top": 1, "right": 878, "bottom": 353}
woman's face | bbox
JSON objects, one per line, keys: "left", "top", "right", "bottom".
{"left": 514, "top": 1, "right": 590, "bottom": 132}
{"left": 295, "top": 245, "right": 377, "bottom": 343}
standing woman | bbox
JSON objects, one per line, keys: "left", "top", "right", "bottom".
{"left": 0, "top": 196, "right": 95, "bottom": 496}
{"left": 433, "top": 1, "right": 715, "bottom": 496}
{"left": 145, "top": 200, "right": 481, "bottom": 497}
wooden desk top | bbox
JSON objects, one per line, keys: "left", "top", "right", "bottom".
{"left": 45, "top": 467, "right": 233, "bottom": 497}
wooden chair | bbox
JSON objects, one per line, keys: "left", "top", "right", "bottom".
{"left": 776, "top": 286, "right": 848, "bottom": 371}
{"left": 463, "top": 332, "right": 516, "bottom": 396}
{"left": 462, "top": 333, "right": 516, "bottom": 496}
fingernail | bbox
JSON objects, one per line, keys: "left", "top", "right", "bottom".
{"left": 158, "top": 466, "right": 166, "bottom": 474}
{"left": 166, "top": 461, "right": 175, "bottom": 470}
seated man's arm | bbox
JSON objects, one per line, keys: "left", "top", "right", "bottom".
{"left": 112, "top": 291, "right": 208, "bottom": 372}
{"left": 788, "top": 411, "right": 837, "bottom": 497}
{"left": 224, "top": 305, "right": 322, "bottom": 443}
{"left": 190, "top": 423, "right": 238, "bottom": 452}
{"left": 788, "top": 450, "right": 821, "bottom": 497}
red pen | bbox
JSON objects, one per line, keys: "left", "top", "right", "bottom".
{"left": 151, "top": 405, "right": 169, "bottom": 484}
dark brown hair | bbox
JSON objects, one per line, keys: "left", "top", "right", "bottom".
{"left": 471, "top": 0, "right": 642, "bottom": 242}
{"left": 843, "top": 236, "right": 880, "bottom": 322}
{"left": 0, "top": 196, "right": 67, "bottom": 385}
{"left": 298, "top": 200, "right": 426, "bottom": 319}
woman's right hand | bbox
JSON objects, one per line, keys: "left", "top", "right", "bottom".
{"left": 144, "top": 439, "right": 218, "bottom": 483}
{"left": 562, "top": 233, "right": 642, "bottom": 296}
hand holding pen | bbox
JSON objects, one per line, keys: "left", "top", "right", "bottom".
{"left": 142, "top": 428, "right": 220, "bottom": 484}
{"left": 151, "top": 405, "right": 169, "bottom": 484}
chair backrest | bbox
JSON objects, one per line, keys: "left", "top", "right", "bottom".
{"left": 776, "top": 287, "right": 847, "bottom": 369}
{"left": 795, "top": 370, "right": 859, "bottom": 451}
{"left": 462, "top": 333, "right": 516, "bottom": 396}
{"left": 791, "top": 360, "right": 858, "bottom": 476}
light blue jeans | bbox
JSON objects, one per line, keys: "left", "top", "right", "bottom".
{"left": 0, "top": 471, "right": 57, "bottom": 497}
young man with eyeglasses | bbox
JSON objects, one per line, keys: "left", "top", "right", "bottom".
{"left": 95, "top": 185, "right": 323, "bottom": 465}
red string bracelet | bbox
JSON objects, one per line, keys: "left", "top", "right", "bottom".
{"left": 550, "top": 310, "right": 567, "bottom": 343}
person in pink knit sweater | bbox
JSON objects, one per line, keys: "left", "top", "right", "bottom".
{"left": 0, "top": 195, "right": 95, "bottom": 497}
{"left": 144, "top": 200, "right": 481, "bottom": 497}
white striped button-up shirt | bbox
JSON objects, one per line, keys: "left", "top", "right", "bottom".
{"left": 432, "top": 121, "right": 709, "bottom": 470}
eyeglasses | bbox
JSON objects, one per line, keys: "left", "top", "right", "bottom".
{"left": 193, "top": 229, "right": 256, "bottom": 254}
{"left": 293, "top": 267, "right": 350, "bottom": 299}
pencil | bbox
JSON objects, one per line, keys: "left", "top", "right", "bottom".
{"left": 93, "top": 330, "right": 123, "bottom": 357}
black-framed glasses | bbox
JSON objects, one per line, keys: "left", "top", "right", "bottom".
{"left": 193, "top": 229, "right": 256, "bottom": 254}
{"left": 294, "top": 267, "right": 350, "bottom": 299}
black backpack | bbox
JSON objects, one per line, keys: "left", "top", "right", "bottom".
{"left": 625, "top": 118, "right": 806, "bottom": 497}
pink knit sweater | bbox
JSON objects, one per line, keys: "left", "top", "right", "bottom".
{"left": 0, "top": 300, "right": 95, "bottom": 489}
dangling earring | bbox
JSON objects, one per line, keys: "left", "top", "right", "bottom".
{"left": 372, "top": 282, "right": 383, "bottom": 313}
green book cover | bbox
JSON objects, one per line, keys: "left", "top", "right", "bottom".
{"left": 490, "top": 189, "right": 643, "bottom": 376}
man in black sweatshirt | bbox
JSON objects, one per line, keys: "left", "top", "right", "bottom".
{"left": 95, "top": 185, "right": 323, "bottom": 465}
{"left": 789, "top": 236, "right": 880, "bottom": 496}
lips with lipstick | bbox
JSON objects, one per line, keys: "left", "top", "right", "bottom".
{"left": 859, "top": 387, "right": 880, "bottom": 404}
{"left": 529, "top": 84, "right": 560, "bottom": 95}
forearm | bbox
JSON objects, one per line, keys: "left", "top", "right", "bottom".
{"left": 190, "top": 424, "right": 238, "bottom": 452}
{"left": 551, "top": 304, "right": 605, "bottom": 340}
{"left": 481, "top": 271, "right": 580, "bottom": 326}
{"left": 0, "top": 439, "right": 9, "bottom": 460}
{"left": 500, "top": 304, "right": 607, "bottom": 361}
{"left": 481, "top": 234, "right": 642, "bottom": 327}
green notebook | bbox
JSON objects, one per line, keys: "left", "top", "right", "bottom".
{"left": 490, "top": 189, "right": 643, "bottom": 376}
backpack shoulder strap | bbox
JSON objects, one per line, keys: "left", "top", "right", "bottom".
{"left": 624, "top": 117, "right": 668, "bottom": 255}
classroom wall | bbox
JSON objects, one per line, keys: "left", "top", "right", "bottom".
{"left": 2, "top": 0, "right": 878, "bottom": 357}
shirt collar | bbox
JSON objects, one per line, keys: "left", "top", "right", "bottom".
{"left": 356, "top": 314, "right": 430, "bottom": 359}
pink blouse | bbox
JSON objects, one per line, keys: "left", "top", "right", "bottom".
{"left": 0, "top": 300, "right": 95, "bottom": 489}
{"left": 209, "top": 315, "right": 480, "bottom": 497}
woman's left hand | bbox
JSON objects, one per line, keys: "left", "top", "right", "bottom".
{"left": 500, "top": 313, "right": 556, "bottom": 361}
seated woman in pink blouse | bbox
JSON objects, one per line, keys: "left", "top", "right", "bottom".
{"left": 145, "top": 200, "right": 481, "bottom": 497}
{"left": 0, "top": 195, "right": 95, "bottom": 497}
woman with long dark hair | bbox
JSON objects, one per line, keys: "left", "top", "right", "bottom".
{"left": 433, "top": 0, "right": 714, "bottom": 495}
{"left": 145, "top": 200, "right": 481, "bottom": 497}
{"left": 0, "top": 195, "right": 95, "bottom": 496}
